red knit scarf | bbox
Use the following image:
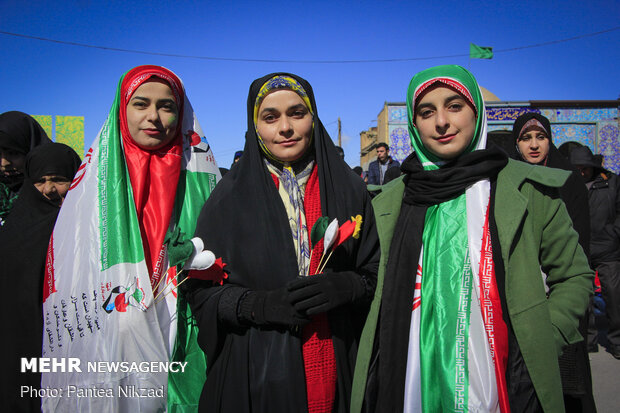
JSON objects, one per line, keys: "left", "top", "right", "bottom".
{"left": 303, "top": 165, "right": 337, "bottom": 413}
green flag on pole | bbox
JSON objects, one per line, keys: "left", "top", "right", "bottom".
{"left": 469, "top": 43, "right": 493, "bottom": 59}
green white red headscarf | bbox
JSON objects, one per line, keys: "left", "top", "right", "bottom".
{"left": 406, "top": 65, "right": 486, "bottom": 169}
{"left": 403, "top": 65, "right": 509, "bottom": 413}
{"left": 41, "top": 65, "right": 220, "bottom": 412}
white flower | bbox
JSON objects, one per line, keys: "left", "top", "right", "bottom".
{"left": 184, "top": 237, "right": 216, "bottom": 270}
{"left": 323, "top": 218, "right": 339, "bottom": 252}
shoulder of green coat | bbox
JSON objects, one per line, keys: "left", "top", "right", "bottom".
{"left": 499, "top": 159, "right": 570, "bottom": 189}
{"left": 371, "top": 175, "right": 405, "bottom": 205}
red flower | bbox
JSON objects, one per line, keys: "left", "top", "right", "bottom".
{"left": 188, "top": 258, "right": 228, "bottom": 285}
{"left": 335, "top": 219, "right": 356, "bottom": 248}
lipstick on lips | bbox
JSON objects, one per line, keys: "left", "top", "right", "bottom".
{"left": 279, "top": 139, "right": 300, "bottom": 147}
{"left": 142, "top": 128, "right": 163, "bottom": 136}
{"left": 436, "top": 133, "right": 456, "bottom": 143}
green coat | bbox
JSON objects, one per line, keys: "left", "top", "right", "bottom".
{"left": 351, "top": 159, "right": 593, "bottom": 413}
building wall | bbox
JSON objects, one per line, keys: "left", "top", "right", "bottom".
{"left": 31, "top": 114, "right": 85, "bottom": 158}
{"left": 359, "top": 104, "right": 412, "bottom": 170}
{"left": 387, "top": 105, "right": 411, "bottom": 164}
{"left": 360, "top": 126, "right": 378, "bottom": 170}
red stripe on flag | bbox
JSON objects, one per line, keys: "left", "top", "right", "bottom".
{"left": 479, "top": 204, "right": 510, "bottom": 413}
{"left": 42, "top": 234, "right": 57, "bottom": 303}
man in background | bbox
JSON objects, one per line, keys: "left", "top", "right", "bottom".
{"left": 367, "top": 142, "right": 399, "bottom": 185}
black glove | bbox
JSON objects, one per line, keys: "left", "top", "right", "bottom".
{"left": 287, "top": 271, "right": 366, "bottom": 316}
{"left": 237, "top": 287, "right": 310, "bottom": 328}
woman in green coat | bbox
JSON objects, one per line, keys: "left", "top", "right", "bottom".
{"left": 351, "top": 65, "right": 593, "bottom": 413}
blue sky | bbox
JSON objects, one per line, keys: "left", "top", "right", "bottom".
{"left": 1, "top": 0, "right": 618, "bottom": 167}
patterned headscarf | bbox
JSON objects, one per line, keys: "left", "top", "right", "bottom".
{"left": 518, "top": 118, "right": 548, "bottom": 137}
{"left": 253, "top": 75, "right": 314, "bottom": 162}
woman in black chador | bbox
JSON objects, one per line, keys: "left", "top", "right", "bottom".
{"left": 0, "top": 111, "right": 52, "bottom": 225}
{"left": 512, "top": 112, "right": 595, "bottom": 413}
{"left": 0, "top": 142, "right": 81, "bottom": 412}
{"left": 186, "top": 73, "right": 379, "bottom": 413}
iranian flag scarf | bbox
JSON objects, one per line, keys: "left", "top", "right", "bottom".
{"left": 41, "top": 65, "right": 220, "bottom": 412}
{"left": 402, "top": 65, "right": 510, "bottom": 413}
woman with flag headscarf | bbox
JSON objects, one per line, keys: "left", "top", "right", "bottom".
{"left": 186, "top": 73, "right": 379, "bottom": 413}
{"left": 351, "top": 65, "right": 592, "bottom": 413}
{"left": 0, "top": 111, "right": 52, "bottom": 224}
{"left": 40, "top": 65, "right": 220, "bottom": 413}
{"left": 512, "top": 112, "right": 595, "bottom": 413}
{"left": 0, "top": 142, "right": 80, "bottom": 412}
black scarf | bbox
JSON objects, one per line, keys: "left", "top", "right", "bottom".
{"left": 187, "top": 73, "right": 379, "bottom": 413}
{"left": 375, "top": 145, "right": 507, "bottom": 411}
{"left": 0, "top": 143, "right": 80, "bottom": 412}
{"left": 0, "top": 111, "right": 52, "bottom": 191}
{"left": 402, "top": 144, "right": 509, "bottom": 206}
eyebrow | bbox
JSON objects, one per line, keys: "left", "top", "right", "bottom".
{"left": 444, "top": 94, "right": 465, "bottom": 104}
{"left": 416, "top": 94, "right": 466, "bottom": 113}
{"left": 130, "top": 96, "right": 176, "bottom": 105}
{"left": 416, "top": 102, "right": 434, "bottom": 112}
{"left": 288, "top": 104, "right": 307, "bottom": 111}
{"left": 260, "top": 103, "right": 307, "bottom": 116}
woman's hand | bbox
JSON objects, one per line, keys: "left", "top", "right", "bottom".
{"left": 287, "top": 271, "right": 366, "bottom": 316}
{"left": 238, "top": 287, "right": 310, "bottom": 328}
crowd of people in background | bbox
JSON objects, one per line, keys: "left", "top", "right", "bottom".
{"left": 0, "top": 64, "right": 616, "bottom": 413}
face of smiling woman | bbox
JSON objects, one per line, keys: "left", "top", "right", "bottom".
{"left": 414, "top": 86, "right": 477, "bottom": 160}
{"left": 255, "top": 89, "right": 313, "bottom": 163}
{"left": 126, "top": 80, "right": 179, "bottom": 150}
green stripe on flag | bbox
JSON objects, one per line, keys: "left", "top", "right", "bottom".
{"left": 98, "top": 81, "right": 144, "bottom": 270}
{"left": 469, "top": 43, "right": 493, "bottom": 59}
{"left": 168, "top": 169, "right": 217, "bottom": 410}
{"left": 174, "top": 170, "right": 217, "bottom": 237}
{"left": 420, "top": 195, "right": 471, "bottom": 411}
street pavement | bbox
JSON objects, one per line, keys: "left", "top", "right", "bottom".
{"left": 588, "top": 311, "right": 620, "bottom": 413}
{"left": 590, "top": 346, "right": 620, "bottom": 413}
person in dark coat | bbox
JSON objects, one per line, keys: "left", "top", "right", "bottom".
{"left": 185, "top": 73, "right": 380, "bottom": 413}
{"left": 366, "top": 142, "right": 400, "bottom": 185}
{"left": 512, "top": 112, "right": 595, "bottom": 412}
{"left": 0, "top": 142, "right": 81, "bottom": 412}
{"left": 0, "top": 111, "right": 52, "bottom": 225}
{"left": 570, "top": 146, "right": 620, "bottom": 360}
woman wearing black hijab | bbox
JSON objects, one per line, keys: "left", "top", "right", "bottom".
{"left": 0, "top": 111, "right": 52, "bottom": 225}
{"left": 512, "top": 112, "right": 595, "bottom": 413}
{"left": 513, "top": 113, "right": 590, "bottom": 254}
{"left": 0, "top": 142, "right": 81, "bottom": 412}
{"left": 186, "top": 73, "right": 379, "bottom": 413}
